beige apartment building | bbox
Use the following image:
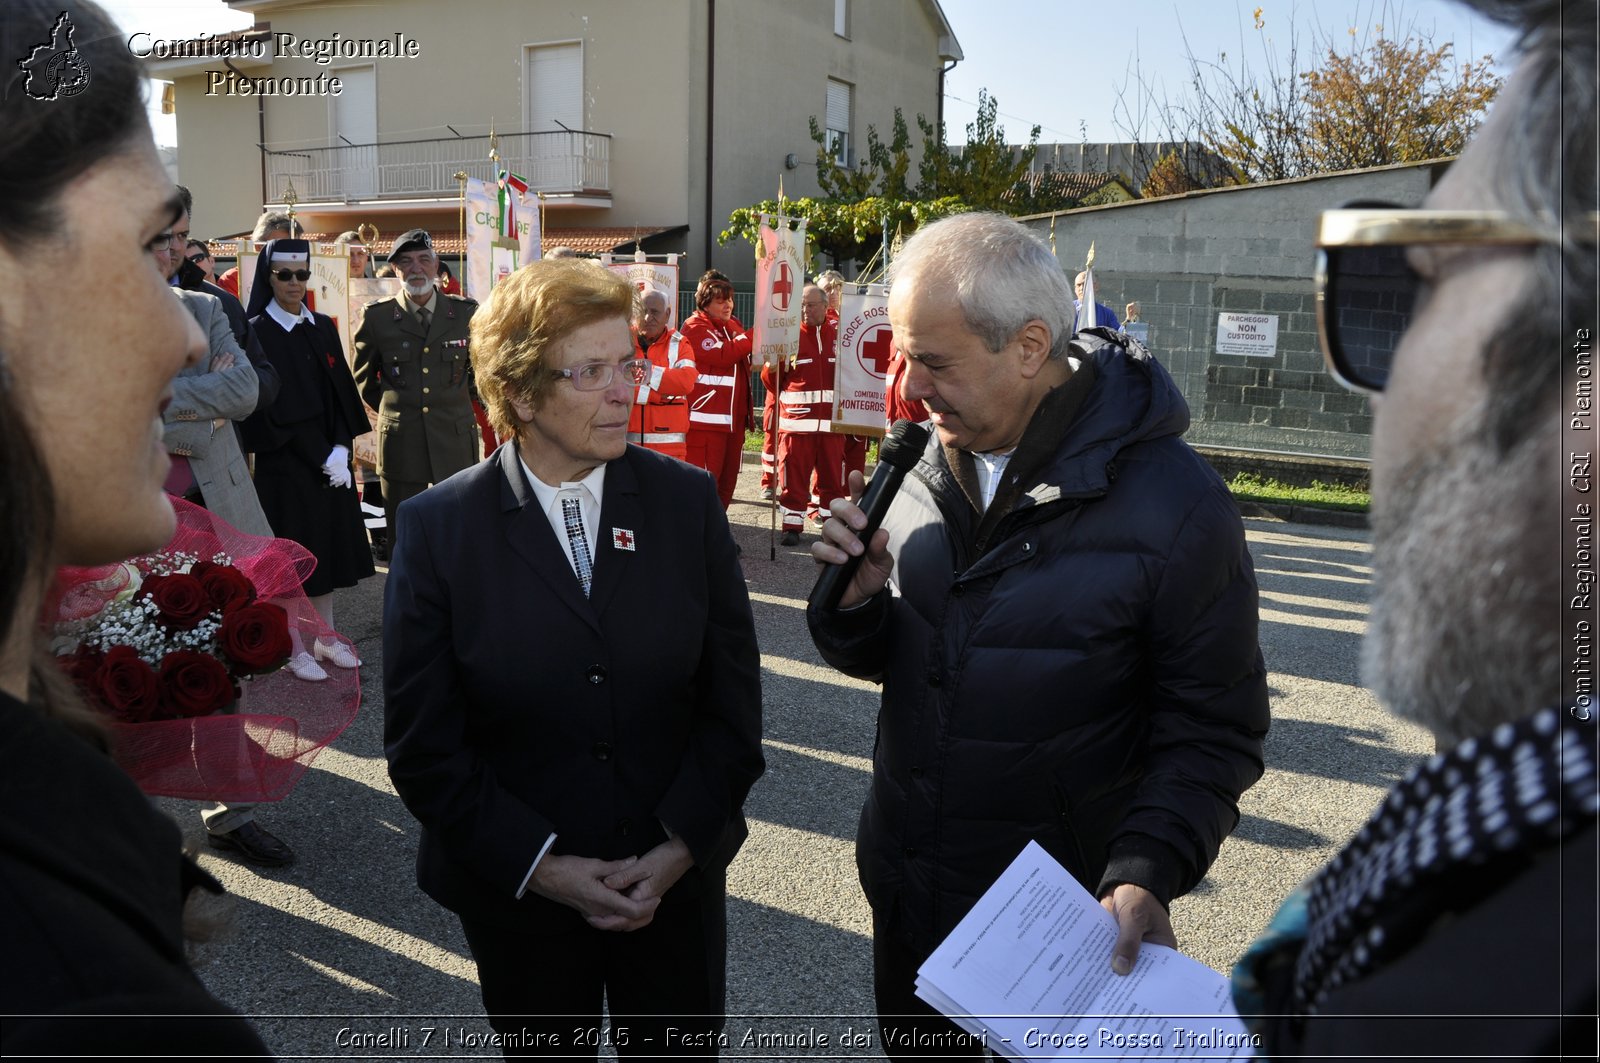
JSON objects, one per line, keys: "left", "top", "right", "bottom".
{"left": 149, "top": 0, "right": 962, "bottom": 278}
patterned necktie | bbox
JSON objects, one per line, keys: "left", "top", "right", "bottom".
{"left": 560, "top": 495, "right": 593, "bottom": 597}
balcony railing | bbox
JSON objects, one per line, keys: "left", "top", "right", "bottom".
{"left": 263, "top": 129, "right": 611, "bottom": 203}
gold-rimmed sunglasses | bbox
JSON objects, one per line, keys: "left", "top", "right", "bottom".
{"left": 1314, "top": 202, "right": 1598, "bottom": 393}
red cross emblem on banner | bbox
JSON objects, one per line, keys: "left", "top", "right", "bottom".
{"left": 857, "top": 324, "right": 895, "bottom": 379}
{"left": 770, "top": 261, "right": 794, "bottom": 311}
{"left": 611, "top": 528, "right": 636, "bottom": 551}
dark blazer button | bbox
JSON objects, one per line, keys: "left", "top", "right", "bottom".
{"left": 616, "top": 818, "right": 632, "bottom": 836}
{"left": 927, "top": 672, "right": 941, "bottom": 688}
{"left": 909, "top": 765, "right": 924, "bottom": 779}
{"left": 903, "top": 846, "right": 917, "bottom": 858}
{"left": 592, "top": 742, "right": 612, "bottom": 761}
{"left": 587, "top": 665, "right": 607, "bottom": 684}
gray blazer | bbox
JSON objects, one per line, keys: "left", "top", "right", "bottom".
{"left": 165, "top": 289, "right": 273, "bottom": 538}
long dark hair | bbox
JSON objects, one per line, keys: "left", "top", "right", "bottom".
{"left": 1, "top": 1, "right": 149, "bottom": 734}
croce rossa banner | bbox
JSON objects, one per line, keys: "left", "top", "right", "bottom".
{"left": 832, "top": 284, "right": 891, "bottom": 437}
{"left": 751, "top": 216, "right": 806, "bottom": 369}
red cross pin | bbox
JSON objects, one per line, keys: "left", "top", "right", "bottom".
{"left": 611, "top": 528, "right": 636, "bottom": 551}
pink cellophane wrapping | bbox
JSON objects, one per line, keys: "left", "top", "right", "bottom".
{"left": 47, "top": 497, "right": 362, "bottom": 802}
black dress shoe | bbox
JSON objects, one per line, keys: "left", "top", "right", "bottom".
{"left": 780, "top": 530, "right": 800, "bottom": 546}
{"left": 206, "top": 821, "right": 295, "bottom": 867}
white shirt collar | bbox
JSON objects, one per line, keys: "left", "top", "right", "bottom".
{"left": 264, "top": 299, "right": 314, "bottom": 331}
{"left": 518, "top": 455, "right": 607, "bottom": 567}
{"left": 969, "top": 449, "right": 1013, "bottom": 511}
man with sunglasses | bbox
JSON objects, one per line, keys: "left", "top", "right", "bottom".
{"left": 351, "top": 228, "right": 480, "bottom": 553}
{"left": 185, "top": 239, "right": 216, "bottom": 284}
{"left": 1231, "top": 2, "right": 1597, "bottom": 1057}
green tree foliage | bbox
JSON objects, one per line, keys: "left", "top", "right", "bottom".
{"left": 1300, "top": 30, "right": 1500, "bottom": 172}
{"left": 720, "top": 195, "right": 970, "bottom": 273}
{"left": 915, "top": 89, "right": 1041, "bottom": 208}
{"left": 722, "top": 89, "right": 1045, "bottom": 271}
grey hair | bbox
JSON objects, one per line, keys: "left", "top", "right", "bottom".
{"left": 1454, "top": 0, "right": 1597, "bottom": 450}
{"left": 816, "top": 269, "right": 845, "bottom": 290}
{"left": 888, "top": 212, "right": 1076, "bottom": 361}
{"left": 251, "top": 210, "right": 296, "bottom": 242}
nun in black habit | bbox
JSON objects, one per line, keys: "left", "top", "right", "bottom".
{"left": 243, "top": 238, "right": 373, "bottom": 681}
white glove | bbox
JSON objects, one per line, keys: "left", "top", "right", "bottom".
{"left": 322, "top": 445, "right": 353, "bottom": 489}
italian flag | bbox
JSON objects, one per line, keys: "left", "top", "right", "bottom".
{"left": 498, "top": 171, "right": 529, "bottom": 240}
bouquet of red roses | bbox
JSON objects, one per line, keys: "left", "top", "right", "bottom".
{"left": 47, "top": 498, "right": 361, "bottom": 802}
{"left": 54, "top": 552, "right": 294, "bottom": 722}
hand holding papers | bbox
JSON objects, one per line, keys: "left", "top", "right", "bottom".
{"left": 915, "top": 842, "right": 1258, "bottom": 1059}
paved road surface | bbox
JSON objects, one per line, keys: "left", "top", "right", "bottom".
{"left": 166, "top": 458, "right": 1429, "bottom": 1059}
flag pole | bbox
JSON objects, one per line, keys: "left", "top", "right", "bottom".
{"left": 454, "top": 171, "right": 468, "bottom": 284}
{"left": 770, "top": 177, "right": 786, "bottom": 560}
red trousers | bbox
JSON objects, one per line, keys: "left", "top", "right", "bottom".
{"left": 778, "top": 431, "right": 846, "bottom": 532}
{"left": 843, "top": 434, "right": 868, "bottom": 484}
{"left": 686, "top": 429, "right": 743, "bottom": 511}
{"left": 759, "top": 391, "right": 777, "bottom": 489}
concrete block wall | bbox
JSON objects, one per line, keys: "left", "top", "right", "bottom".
{"left": 1024, "top": 161, "right": 1441, "bottom": 460}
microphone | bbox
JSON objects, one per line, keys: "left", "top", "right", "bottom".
{"left": 809, "top": 418, "right": 931, "bottom": 612}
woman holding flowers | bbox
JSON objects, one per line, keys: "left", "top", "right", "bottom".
{"left": 0, "top": 0, "right": 269, "bottom": 1052}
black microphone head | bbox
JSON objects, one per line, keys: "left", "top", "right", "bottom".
{"left": 879, "top": 419, "right": 930, "bottom": 472}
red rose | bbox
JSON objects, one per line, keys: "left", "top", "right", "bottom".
{"left": 158, "top": 650, "right": 236, "bottom": 718}
{"left": 197, "top": 564, "right": 255, "bottom": 614}
{"left": 143, "top": 573, "right": 211, "bottom": 630}
{"left": 95, "top": 646, "right": 161, "bottom": 723}
{"left": 218, "top": 602, "right": 292, "bottom": 674}
{"left": 62, "top": 645, "right": 105, "bottom": 689}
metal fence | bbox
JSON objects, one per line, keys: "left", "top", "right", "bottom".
{"left": 264, "top": 129, "right": 611, "bottom": 203}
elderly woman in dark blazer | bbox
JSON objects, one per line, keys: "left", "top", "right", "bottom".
{"left": 382, "top": 260, "right": 763, "bottom": 1058}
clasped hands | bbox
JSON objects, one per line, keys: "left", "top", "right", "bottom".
{"left": 527, "top": 836, "right": 694, "bottom": 932}
{"left": 322, "top": 444, "right": 353, "bottom": 488}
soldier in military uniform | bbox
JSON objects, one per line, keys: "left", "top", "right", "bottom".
{"left": 351, "top": 229, "right": 479, "bottom": 552}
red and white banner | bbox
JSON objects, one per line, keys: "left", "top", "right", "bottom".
{"left": 832, "top": 284, "right": 892, "bottom": 437}
{"left": 604, "top": 258, "right": 680, "bottom": 330}
{"left": 751, "top": 215, "right": 806, "bottom": 368}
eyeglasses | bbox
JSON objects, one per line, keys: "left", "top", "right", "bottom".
{"left": 273, "top": 269, "right": 312, "bottom": 282}
{"left": 187, "top": 251, "right": 209, "bottom": 264}
{"left": 1314, "top": 202, "right": 1597, "bottom": 393}
{"left": 549, "top": 358, "right": 652, "bottom": 392}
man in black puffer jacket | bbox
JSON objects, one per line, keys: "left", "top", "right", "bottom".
{"left": 809, "top": 212, "right": 1269, "bottom": 1060}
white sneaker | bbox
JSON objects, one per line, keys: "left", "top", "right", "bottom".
{"left": 313, "top": 639, "right": 361, "bottom": 669}
{"left": 286, "top": 651, "right": 329, "bottom": 682}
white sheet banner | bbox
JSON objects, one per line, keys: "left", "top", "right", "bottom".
{"left": 467, "top": 178, "right": 543, "bottom": 302}
{"left": 751, "top": 217, "right": 805, "bottom": 368}
{"left": 832, "top": 284, "right": 892, "bottom": 437}
{"left": 465, "top": 177, "right": 499, "bottom": 302}
{"left": 605, "top": 261, "right": 680, "bottom": 330}
{"left": 345, "top": 277, "right": 403, "bottom": 365}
